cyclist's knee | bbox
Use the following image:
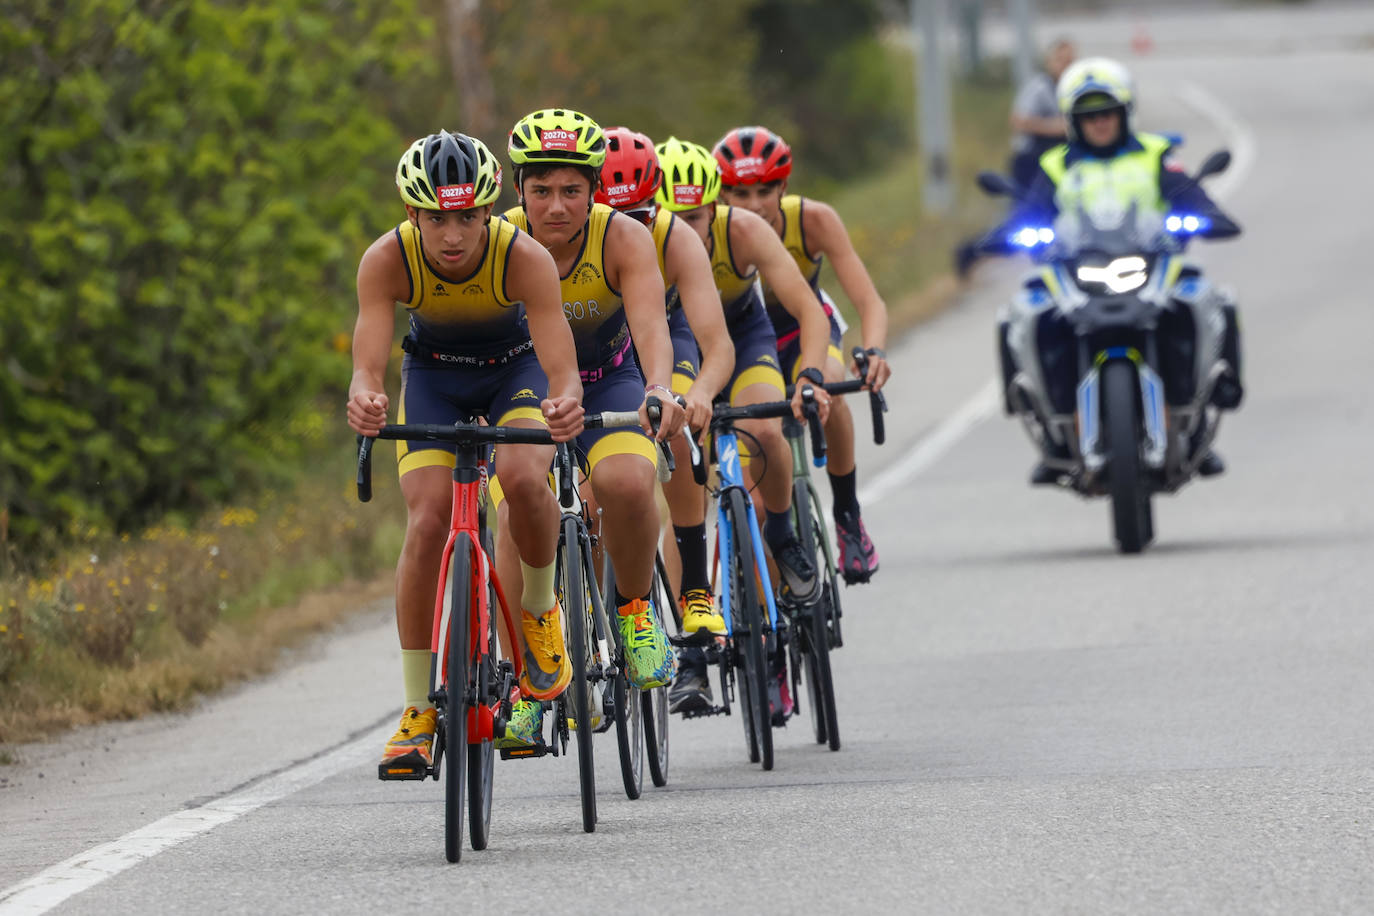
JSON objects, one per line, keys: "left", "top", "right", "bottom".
{"left": 405, "top": 500, "right": 450, "bottom": 546}
{"left": 592, "top": 453, "right": 656, "bottom": 510}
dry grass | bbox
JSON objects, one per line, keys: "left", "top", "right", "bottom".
{"left": 0, "top": 448, "right": 403, "bottom": 746}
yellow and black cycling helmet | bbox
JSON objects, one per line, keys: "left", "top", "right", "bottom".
{"left": 395, "top": 130, "right": 501, "bottom": 211}
{"left": 654, "top": 138, "right": 721, "bottom": 212}
{"left": 508, "top": 109, "right": 607, "bottom": 168}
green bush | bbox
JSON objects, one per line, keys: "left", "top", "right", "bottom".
{"left": 0, "top": 1, "right": 436, "bottom": 549}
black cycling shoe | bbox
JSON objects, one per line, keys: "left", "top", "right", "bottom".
{"left": 1197, "top": 450, "right": 1226, "bottom": 477}
{"left": 668, "top": 649, "right": 712, "bottom": 715}
{"left": 1211, "top": 375, "right": 1244, "bottom": 409}
{"left": 1029, "top": 462, "right": 1063, "bottom": 486}
{"left": 771, "top": 536, "right": 819, "bottom": 603}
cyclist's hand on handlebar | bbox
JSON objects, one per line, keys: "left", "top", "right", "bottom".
{"left": 640, "top": 388, "right": 686, "bottom": 442}
{"left": 347, "top": 390, "right": 389, "bottom": 437}
{"left": 852, "top": 348, "right": 892, "bottom": 392}
{"left": 791, "top": 376, "right": 831, "bottom": 424}
{"left": 542, "top": 396, "right": 584, "bottom": 442}
{"left": 679, "top": 388, "right": 714, "bottom": 442}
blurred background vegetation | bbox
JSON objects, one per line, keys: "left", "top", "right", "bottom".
{"left": 0, "top": 0, "right": 1013, "bottom": 739}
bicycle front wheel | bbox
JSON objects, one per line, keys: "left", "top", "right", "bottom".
{"left": 561, "top": 516, "right": 597, "bottom": 832}
{"left": 726, "top": 488, "right": 773, "bottom": 771}
{"left": 642, "top": 554, "right": 672, "bottom": 787}
{"left": 468, "top": 548, "right": 498, "bottom": 849}
{"left": 444, "top": 533, "right": 473, "bottom": 863}
{"left": 795, "top": 482, "right": 840, "bottom": 751}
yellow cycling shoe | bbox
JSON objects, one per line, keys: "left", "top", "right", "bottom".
{"left": 679, "top": 587, "right": 727, "bottom": 638}
{"left": 519, "top": 602, "right": 573, "bottom": 701}
{"left": 377, "top": 706, "right": 437, "bottom": 780}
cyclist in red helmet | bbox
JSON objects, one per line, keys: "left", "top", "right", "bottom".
{"left": 715, "top": 125, "right": 892, "bottom": 584}
{"left": 594, "top": 128, "right": 738, "bottom": 640}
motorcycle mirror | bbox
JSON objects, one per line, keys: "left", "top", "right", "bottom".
{"left": 1197, "top": 150, "right": 1232, "bottom": 180}
{"left": 977, "top": 171, "right": 1018, "bottom": 197}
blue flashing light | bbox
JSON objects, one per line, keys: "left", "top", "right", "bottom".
{"left": 1165, "top": 214, "right": 1210, "bottom": 234}
{"left": 1010, "top": 227, "right": 1054, "bottom": 248}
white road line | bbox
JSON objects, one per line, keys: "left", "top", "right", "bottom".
{"left": 857, "top": 379, "right": 1000, "bottom": 504}
{"left": 1173, "top": 82, "right": 1258, "bottom": 202}
{"left": 0, "top": 723, "right": 388, "bottom": 915}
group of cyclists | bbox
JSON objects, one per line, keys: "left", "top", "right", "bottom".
{"left": 348, "top": 108, "right": 893, "bottom": 775}
{"left": 348, "top": 48, "right": 1244, "bottom": 777}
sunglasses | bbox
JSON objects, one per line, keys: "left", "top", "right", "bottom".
{"left": 621, "top": 203, "right": 657, "bottom": 225}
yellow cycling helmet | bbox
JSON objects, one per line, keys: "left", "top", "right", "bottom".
{"left": 654, "top": 138, "right": 721, "bottom": 212}
{"left": 395, "top": 130, "right": 502, "bottom": 210}
{"left": 507, "top": 108, "right": 607, "bottom": 168}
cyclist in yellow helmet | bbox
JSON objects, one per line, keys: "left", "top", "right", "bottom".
{"left": 654, "top": 137, "right": 833, "bottom": 720}
{"left": 492, "top": 109, "right": 686, "bottom": 738}
{"left": 349, "top": 130, "right": 584, "bottom": 774}
{"left": 593, "top": 127, "right": 736, "bottom": 642}
{"left": 715, "top": 125, "right": 892, "bottom": 585}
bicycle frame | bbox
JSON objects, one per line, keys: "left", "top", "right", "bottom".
{"left": 781, "top": 414, "right": 837, "bottom": 586}
{"left": 429, "top": 439, "right": 521, "bottom": 745}
{"left": 713, "top": 427, "right": 780, "bottom": 636}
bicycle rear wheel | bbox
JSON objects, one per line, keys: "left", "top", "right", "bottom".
{"left": 726, "top": 488, "right": 773, "bottom": 771}
{"left": 795, "top": 484, "right": 840, "bottom": 751}
{"left": 561, "top": 516, "right": 597, "bottom": 833}
{"left": 642, "top": 555, "right": 671, "bottom": 788}
{"left": 444, "top": 534, "right": 472, "bottom": 863}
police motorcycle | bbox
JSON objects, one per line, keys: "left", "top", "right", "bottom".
{"left": 981, "top": 150, "right": 1238, "bottom": 554}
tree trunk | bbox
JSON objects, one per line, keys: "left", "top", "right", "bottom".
{"left": 442, "top": 0, "right": 497, "bottom": 142}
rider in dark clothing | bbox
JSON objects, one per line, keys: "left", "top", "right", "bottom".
{"left": 981, "top": 57, "right": 1245, "bottom": 482}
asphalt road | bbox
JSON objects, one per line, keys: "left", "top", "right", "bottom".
{"left": 4, "top": 6, "right": 1374, "bottom": 913}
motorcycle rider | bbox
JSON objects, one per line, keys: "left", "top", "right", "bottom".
{"left": 981, "top": 57, "right": 1244, "bottom": 483}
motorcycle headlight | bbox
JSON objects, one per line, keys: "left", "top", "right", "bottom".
{"left": 1075, "top": 256, "right": 1149, "bottom": 294}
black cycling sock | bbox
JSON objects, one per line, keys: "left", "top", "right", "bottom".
{"left": 673, "top": 524, "right": 709, "bottom": 594}
{"left": 829, "top": 469, "right": 859, "bottom": 521}
{"left": 613, "top": 587, "right": 650, "bottom": 610}
{"left": 763, "top": 509, "right": 794, "bottom": 548}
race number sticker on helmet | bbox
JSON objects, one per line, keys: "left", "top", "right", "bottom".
{"left": 540, "top": 129, "right": 578, "bottom": 151}
{"left": 673, "top": 185, "right": 704, "bottom": 207}
{"left": 437, "top": 184, "right": 476, "bottom": 209}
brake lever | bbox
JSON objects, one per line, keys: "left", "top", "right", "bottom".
{"left": 801, "top": 386, "right": 827, "bottom": 467}
{"left": 356, "top": 434, "right": 375, "bottom": 503}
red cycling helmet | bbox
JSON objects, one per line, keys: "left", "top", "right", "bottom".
{"left": 594, "top": 127, "right": 662, "bottom": 208}
{"left": 712, "top": 126, "right": 792, "bottom": 185}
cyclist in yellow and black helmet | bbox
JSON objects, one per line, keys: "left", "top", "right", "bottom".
{"left": 491, "top": 109, "right": 686, "bottom": 742}
{"left": 349, "top": 129, "right": 584, "bottom": 775}
{"left": 654, "top": 137, "right": 832, "bottom": 722}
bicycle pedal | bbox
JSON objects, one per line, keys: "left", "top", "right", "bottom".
{"left": 377, "top": 762, "right": 431, "bottom": 781}
{"left": 499, "top": 739, "right": 549, "bottom": 760}
{"left": 679, "top": 705, "right": 727, "bottom": 720}
{"left": 669, "top": 631, "right": 718, "bottom": 648}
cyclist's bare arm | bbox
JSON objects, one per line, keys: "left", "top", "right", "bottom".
{"left": 802, "top": 199, "right": 892, "bottom": 390}
{"left": 666, "top": 221, "right": 734, "bottom": 431}
{"left": 607, "top": 215, "right": 686, "bottom": 439}
{"left": 349, "top": 233, "right": 408, "bottom": 436}
{"left": 507, "top": 233, "right": 584, "bottom": 441}
{"left": 730, "top": 208, "right": 831, "bottom": 421}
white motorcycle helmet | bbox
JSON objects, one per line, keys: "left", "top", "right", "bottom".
{"left": 1056, "top": 57, "right": 1135, "bottom": 145}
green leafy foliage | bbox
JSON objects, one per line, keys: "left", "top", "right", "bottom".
{"left": 0, "top": 1, "right": 437, "bottom": 549}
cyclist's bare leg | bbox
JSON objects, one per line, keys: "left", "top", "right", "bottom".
{"left": 733, "top": 381, "right": 793, "bottom": 514}
{"left": 589, "top": 452, "right": 659, "bottom": 598}
{"left": 820, "top": 355, "right": 856, "bottom": 477}
{"left": 397, "top": 466, "right": 456, "bottom": 651}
